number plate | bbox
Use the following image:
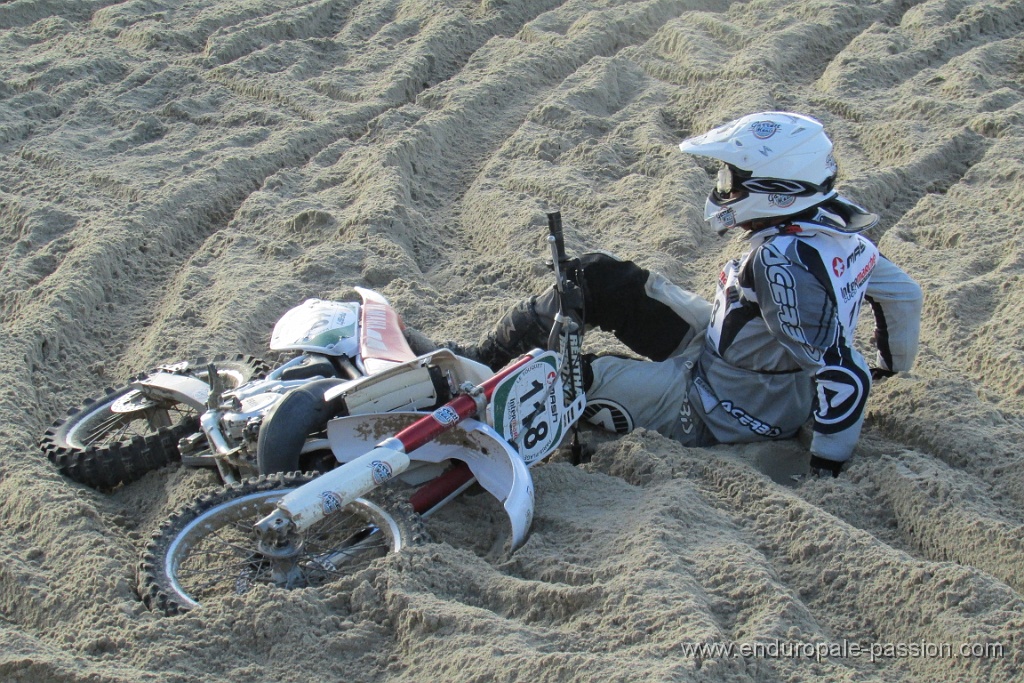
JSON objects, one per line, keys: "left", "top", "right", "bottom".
{"left": 489, "top": 352, "right": 564, "bottom": 464}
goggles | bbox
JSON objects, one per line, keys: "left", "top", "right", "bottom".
{"left": 715, "top": 164, "right": 835, "bottom": 201}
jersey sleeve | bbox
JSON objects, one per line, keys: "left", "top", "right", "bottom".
{"left": 863, "top": 256, "right": 923, "bottom": 373}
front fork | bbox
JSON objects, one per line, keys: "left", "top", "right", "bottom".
{"left": 253, "top": 438, "right": 412, "bottom": 543}
{"left": 252, "top": 354, "right": 537, "bottom": 547}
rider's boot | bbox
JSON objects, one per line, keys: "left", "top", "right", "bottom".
{"left": 472, "top": 285, "right": 582, "bottom": 370}
{"left": 403, "top": 284, "right": 584, "bottom": 371}
{"left": 403, "top": 327, "right": 441, "bottom": 356}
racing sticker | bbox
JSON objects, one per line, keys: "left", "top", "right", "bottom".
{"left": 715, "top": 207, "right": 737, "bottom": 228}
{"left": 769, "top": 193, "right": 797, "bottom": 209}
{"left": 432, "top": 405, "right": 459, "bottom": 426}
{"left": 370, "top": 459, "right": 393, "bottom": 484}
{"left": 321, "top": 490, "right": 344, "bottom": 515}
{"left": 750, "top": 120, "right": 781, "bottom": 139}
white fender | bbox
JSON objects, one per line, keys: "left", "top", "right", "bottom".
{"left": 130, "top": 372, "right": 210, "bottom": 411}
{"left": 327, "top": 412, "right": 535, "bottom": 550}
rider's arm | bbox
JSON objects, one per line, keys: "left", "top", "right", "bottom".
{"left": 863, "top": 256, "right": 922, "bottom": 374}
{"left": 751, "top": 242, "right": 870, "bottom": 466}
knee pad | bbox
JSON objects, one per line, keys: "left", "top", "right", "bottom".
{"left": 575, "top": 253, "right": 688, "bottom": 361}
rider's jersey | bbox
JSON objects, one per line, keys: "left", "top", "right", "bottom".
{"left": 687, "top": 216, "right": 921, "bottom": 462}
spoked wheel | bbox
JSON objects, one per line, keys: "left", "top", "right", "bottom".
{"left": 40, "top": 354, "right": 269, "bottom": 490}
{"left": 137, "top": 472, "right": 427, "bottom": 615}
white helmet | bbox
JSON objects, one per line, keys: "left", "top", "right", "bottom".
{"left": 679, "top": 112, "right": 838, "bottom": 234}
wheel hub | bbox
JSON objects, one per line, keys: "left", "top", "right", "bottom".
{"left": 257, "top": 536, "right": 306, "bottom": 588}
{"left": 110, "top": 389, "right": 159, "bottom": 414}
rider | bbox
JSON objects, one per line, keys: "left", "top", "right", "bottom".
{"left": 443, "top": 112, "right": 923, "bottom": 477}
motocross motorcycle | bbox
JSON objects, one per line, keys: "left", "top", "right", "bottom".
{"left": 39, "top": 285, "right": 454, "bottom": 490}
{"left": 136, "top": 212, "right": 589, "bottom": 615}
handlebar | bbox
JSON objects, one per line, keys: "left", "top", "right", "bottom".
{"left": 547, "top": 211, "right": 567, "bottom": 264}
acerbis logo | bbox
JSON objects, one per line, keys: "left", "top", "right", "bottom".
{"left": 814, "top": 366, "right": 864, "bottom": 426}
{"left": 582, "top": 399, "right": 633, "bottom": 434}
{"left": 362, "top": 304, "right": 392, "bottom": 352}
{"left": 750, "top": 121, "right": 781, "bottom": 139}
{"left": 719, "top": 400, "right": 781, "bottom": 437}
{"left": 832, "top": 257, "right": 845, "bottom": 277}
{"left": 760, "top": 244, "right": 821, "bottom": 362}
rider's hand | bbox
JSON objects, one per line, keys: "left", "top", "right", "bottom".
{"left": 870, "top": 367, "right": 896, "bottom": 381}
{"left": 809, "top": 454, "right": 844, "bottom": 478}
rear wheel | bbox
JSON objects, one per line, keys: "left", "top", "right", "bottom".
{"left": 137, "top": 472, "right": 427, "bottom": 615}
{"left": 40, "top": 354, "right": 269, "bottom": 489}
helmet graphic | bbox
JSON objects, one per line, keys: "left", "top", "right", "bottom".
{"left": 678, "top": 112, "right": 838, "bottom": 234}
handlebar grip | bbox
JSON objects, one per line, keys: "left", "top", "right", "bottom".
{"left": 547, "top": 211, "right": 566, "bottom": 262}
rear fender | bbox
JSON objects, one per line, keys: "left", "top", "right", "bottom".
{"left": 355, "top": 287, "right": 417, "bottom": 374}
{"left": 326, "top": 412, "right": 535, "bottom": 550}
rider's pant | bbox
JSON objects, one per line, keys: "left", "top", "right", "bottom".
{"left": 575, "top": 253, "right": 716, "bottom": 446}
{"left": 585, "top": 352, "right": 717, "bottom": 447}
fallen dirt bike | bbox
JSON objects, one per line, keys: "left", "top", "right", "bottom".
{"left": 136, "top": 212, "right": 588, "bottom": 615}
{"left": 40, "top": 286, "right": 451, "bottom": 489}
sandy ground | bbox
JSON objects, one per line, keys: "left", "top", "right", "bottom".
{"left": 2, "top": 0, "right": 1024, "bottom": 680}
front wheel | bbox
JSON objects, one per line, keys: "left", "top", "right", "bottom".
{"left": 137, "top": 472, "right": 427, "bottom": 615}
{"left": 40, "top": 354, "right": 269, "bottom": 490}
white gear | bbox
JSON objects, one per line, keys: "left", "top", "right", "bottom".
{"left": 679, "top": 112, "right": 839, "bottom": 234}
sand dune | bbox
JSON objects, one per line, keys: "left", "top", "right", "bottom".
{"left": 2, "top": 0, "right": 1023, "bottom": 680}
